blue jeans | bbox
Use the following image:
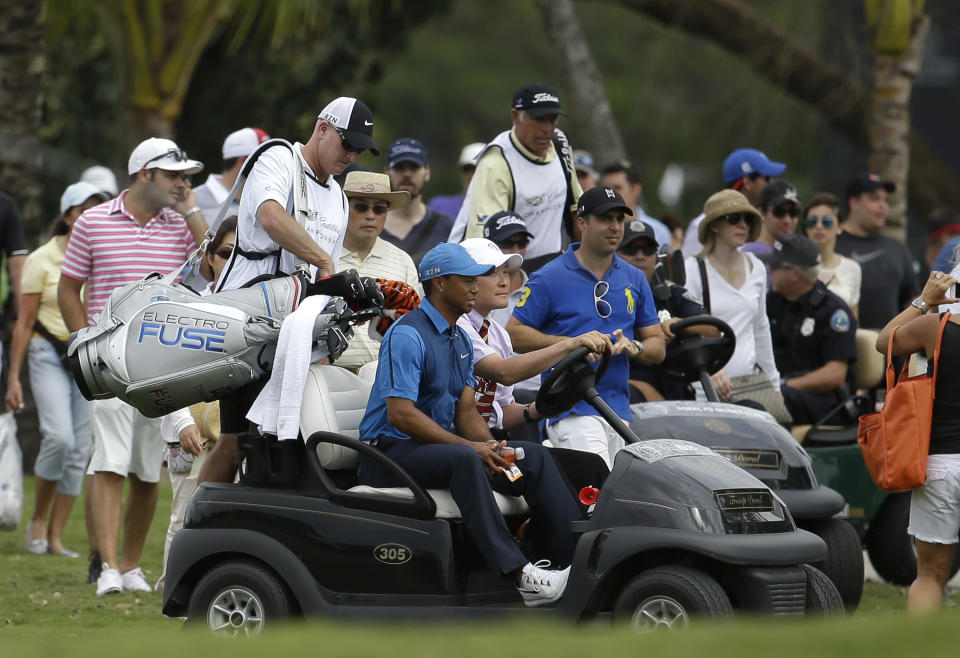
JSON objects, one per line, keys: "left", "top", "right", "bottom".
{"left": 29, "top": 337, "right": 91, "bottom": 496}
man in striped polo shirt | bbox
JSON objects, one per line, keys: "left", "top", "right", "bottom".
{"left": 58, "top": 137, "right": 204, "bottom": 597}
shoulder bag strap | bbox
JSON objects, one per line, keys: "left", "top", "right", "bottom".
{"left": 887, "top": 327, "right": 906, "bottom": 390}
{"left": 697, "top": 257, "right": 711, "bottom": 314}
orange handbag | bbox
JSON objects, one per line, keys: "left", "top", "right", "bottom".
{"left": 857, "top": 313, "right": 951, "bottom": 492}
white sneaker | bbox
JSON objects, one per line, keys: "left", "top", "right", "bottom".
{"left": 96, "top": 564, "right": 123, "bottom": 596}
{"left": 517, "top": 561, "right": 570, "bottom": 607}
{"left": 121, "top": 567, "right": 153, "bottom": 592}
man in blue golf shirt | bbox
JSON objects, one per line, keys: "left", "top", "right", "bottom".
{"left": 357, "top": 242, "right": 581, "bottom": 607}
{"left": 507, "top": 186, "right": 665, "bottom": 468}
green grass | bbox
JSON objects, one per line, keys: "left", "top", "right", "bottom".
{"left": 2, "top": 476, "right": 958, "bottom": 656}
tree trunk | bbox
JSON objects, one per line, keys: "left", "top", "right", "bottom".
{"left": 870, "top": 14, "right": 929, "bottom": 241}
{"left": 536, "top": 0, "right": 627, "bottom": 166}
{"left": 0, "top": 0, "right": 46, "bottom": 231}
{"left": 130, "top": 107, "right": 176, "bottom": 142}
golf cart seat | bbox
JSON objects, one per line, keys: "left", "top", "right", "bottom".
{"left": 357, "top": 360, "right": 378, "bottom": 384}
{"left": 791, "top": 328, "right": 884, "bottom": 443}
{"left": 301, "top": 364, "right": 529, "bottom": 519}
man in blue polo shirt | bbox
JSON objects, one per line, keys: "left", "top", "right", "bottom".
{"left": 357, "top": 242, "right": 581, "bottom": 607}
{"left": 507, "top": 186, "right": 665, "bottom": 468}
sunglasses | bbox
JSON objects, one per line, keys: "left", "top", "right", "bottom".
{"left": 213, "top": 247, "right": 233, "bottom": 260}
{"left": 594, "top": 280, "right": 611, "bottom": 319}
{"left": 805, "top": 215, "right": 836, "bottom": 229}
{"left": 498, "top": 238, "right": 529, "bottom": 249}
{"left": 720, "top": 213, "right": 753, "bottom": 226}
{"left": 351, "top": 201, "right": 389, "bottom": 215}
{"left": 771, "top": 206, "right": 800, "bottom": 219}
{"left": 335, "top": 128, "right": 364, "bottom": 154}
{"left": 143, "top": 148, "right": 190, "bottom": 168}
{"left": 619, "top": 241, "right": 658, "bottom": 257}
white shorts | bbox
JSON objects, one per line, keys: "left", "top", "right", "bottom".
{"left": 545, "top": 414, "right": 626, "bottom": 470}
{"left": 908, "top": 453, "right": 960, "bottom": 545}
{"left": 87, "top": 397, "right": 165, "bottom": 483}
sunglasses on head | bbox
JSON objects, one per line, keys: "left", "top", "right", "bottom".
{"left": 594, "top": 280, "right": 611, "bottom": 319}
{"left": 805, "top": 215, "right": 836, "bottom": 229}
{"left": 335, "top": 127, "right": 364, "bottom": 154}
{"left": 619, "top": 241, "right": 658, "bottom": 257}
{"left": 351, "top": 201, "right": 389, "bottom": 215}
{"left": 771, "top": 205, "right": 799, "bottom": 219}
{"left": 143, "top": 148, "right": 189, "bottom": 168}
{"left": 498, "top": 237, "right": 529, "bottom": 249}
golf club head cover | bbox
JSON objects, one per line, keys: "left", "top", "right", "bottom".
{"left": 373, "top": 279, "right": 422, "bottom": 337}
{"left": 307, "top": 269, "right": 385, "bottom": 313}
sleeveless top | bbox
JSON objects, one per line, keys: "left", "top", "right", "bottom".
{"left": 929, "top": 320, "right": 960, "bottom": 454}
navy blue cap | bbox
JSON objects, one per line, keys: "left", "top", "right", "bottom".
{"left": 418, "top": 242, "right": 493, "bottom": 281}
{"left": 621, "top": 218, "right": 658, "bottom": 247}
{"left": 387, "top": 138, "right": 428, "bottom": 169}
{"left": 484, "top": 211, "right": 535, "bottom": 243}
{"left": 722, "top": 148, "right": 786, "bottom": 185}
{"left": 845, "top": 173, "right": 895, "bottom": 200}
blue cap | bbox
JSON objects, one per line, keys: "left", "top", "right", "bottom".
{"left": 418, "top": 242, "right": 493, "bottom": 281}
{"left": 387, "top": 138, "right": 428, "bottom": 169}
{"left": 722, "top": 148, "right": 786, "bottom": 185}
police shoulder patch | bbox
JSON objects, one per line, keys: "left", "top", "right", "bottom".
{"left": 830, "top": 309, "right": 851, "bottom": 333}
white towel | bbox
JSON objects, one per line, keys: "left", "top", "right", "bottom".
{"left": 247, "top": 294, "right": 331, "bottom": 440}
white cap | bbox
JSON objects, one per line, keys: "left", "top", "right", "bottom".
{"left": 459, "top": 142, "right": 485, "bottom": 168}
{"left": 79, "top": 165, "right": 118, "bottom": 196}
{"left": 222, "top": 127, "right": 270, "bottom": 159}
{"left": 59, "top": 181, "right": 107, "bottom": 215}
{"left": 127, "top": 137, "right": 203, "bottom": 176}
{"left": 459, "top": 238, "right": 523, "bottom": 269}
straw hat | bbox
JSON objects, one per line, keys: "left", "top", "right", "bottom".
{"left": 342, "top": 171, "right": 410, "bottom": 209}
{"left": 699, "top": 189, "right": 762, "bottom": 243}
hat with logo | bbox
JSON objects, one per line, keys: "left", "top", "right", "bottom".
{"left": 573, "top": 150, "right": 597, "bottom": 177}
{"left": 845, "top": 173, "right": 895, "bottom": 200}
{"left": 483, "top": 211, "right": 535, "bottom": 243}
{"left": 59, "top": 181, "right": 108, "bottom": 215}
{"left": 577, "top": 186, "right": 634, "bottom": 218}
{"left": 460, "top": 238, "right": 523, "bottom": 270}
{"left": 342, "top": 171, "right": 410, "bottom": 209}
{"left": 418, "top": 242, "right": 494, "bottom": 281}
{"left": 512, "top": 82, "right": 566, "bottom": 118}
{"left": 317, "top": 97, "right": 379, "bottom": 156}
{"left": 763, "top": 234, "right": 821, "bottom": 269}
{"left": 621, "top": 218, "right": 658, "bottom": 248}
{"left": 758, "top": 180, "right": 801, "bottom": 210}
{"left": 222, "top": 127, "right": 270, "bottom": 159}
{"left": 699, "top": 189, "right": 762, "bottom": 243}
{"left": 386, "top": 138, "right": 428, "bottom": 169}
{"left": 127, "top": 138, "right": 203, "bottom": 176}
{"left": 79, "top": 165, "right": 118, "bottom": 197}
{"left": 722, "top": 148, "right": 786, "bottom": 185}
{"left": 459, "top": 142, "right": 485, "bottom": 169}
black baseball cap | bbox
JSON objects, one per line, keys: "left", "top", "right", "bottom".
{"left": 762, "top": 234, "right": 820, "bottom": 268}
{"left": 758, "top": 180, "right": 801, "bottom": 209}
{"left": 484, "top": 211, "right": 535, "bottom": 243}
{"left": 386, "top": 138, "right": 428, "bottom": 169}
{"left": 845, "top": 173, "right": 895, "bottom": 200}
{"left": 317, "top": 97, "right": 379, "bottom": 156}
{"left": 621, "top": 218, "right": 658, "bottom": 247}
{"left": 512, "top": 82, "right": 566, "bottom": 118}
{"left": 577, "top": 186, "right": 634, "bottom": 218}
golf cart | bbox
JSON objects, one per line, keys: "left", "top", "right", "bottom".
{"left": 626, "top": 314, "right": 864, "bottom": 608}
{"left": 162, "top": 346, "right": 841, "bottom": 635}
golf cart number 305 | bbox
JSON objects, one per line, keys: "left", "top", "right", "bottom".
{"left": 374, "top": 543, "right": 412, "bottom": 564}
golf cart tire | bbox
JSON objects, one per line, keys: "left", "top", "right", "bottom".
{"left": 613, "top": 566, "right": 732, "bottom": 630}
{"left": 805, "top": 518, "right": 864, "bottom": 610}
{"left": 801, "top": 564, "right": 844, "bottom": 615}
{"left": 866, "top": 492, "right": 960, "bottom": 586}
{"left": 188, "top": 559, "right": 292, "bottom": 635}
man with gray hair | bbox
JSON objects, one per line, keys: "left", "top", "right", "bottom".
{"left": 765, "top": 235, "right": 857, "bottom": 424}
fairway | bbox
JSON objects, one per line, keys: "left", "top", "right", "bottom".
{"left": 1, "top": 475, "right": 957, "bottom": 657}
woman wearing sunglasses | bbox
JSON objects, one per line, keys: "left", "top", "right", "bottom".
{"left": 801, "top": 192, "right": 861, "bottom": 319}
{"left": 684, "top": 189, "right": 780, "bottom": 402}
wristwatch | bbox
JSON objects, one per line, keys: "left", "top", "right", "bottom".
{"left": 911, "top": 297, "right": 928, "bottom": 314}
{"left": 632, "top": 339, "right": 645, "bottom": 356}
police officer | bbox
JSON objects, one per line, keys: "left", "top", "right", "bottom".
{"left": 765, "top": 235, "right": 857, "bottom": 424}
{"left": 618, "top": 218, "right": 708, "bottom": 401}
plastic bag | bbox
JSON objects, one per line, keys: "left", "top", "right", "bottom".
{"left": 0, "top": 411, "right": 22, "bottom": 530}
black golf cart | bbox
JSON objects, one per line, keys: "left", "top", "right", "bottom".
{"left": 162, "top": 348, "right": 841, "bottom": 635}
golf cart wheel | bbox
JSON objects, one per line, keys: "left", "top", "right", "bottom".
{"left": 804, "top": 518, "right": 864, "bottom": 611}
{"left": 613, "top": 566, "right": 732, "bottom": 631}
{"left": 801, "top": 564, "right": 844, "bottom": 615}
{"left": 188, "top": 559, "right": 292, "bottom": 636}
{"left": 866, "top": 492, "right": 960, "bottom": 586}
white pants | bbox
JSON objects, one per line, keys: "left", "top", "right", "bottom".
{"left": 87, "top": 397, "right": 165, "bottom": 483}
{"left": 545, "top": 414, "right": 626, "bottom": 469}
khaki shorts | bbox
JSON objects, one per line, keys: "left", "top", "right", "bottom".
{"left": 86, "top": 397, "right": 165, "bottom": 483}
{"left": 908, "top": 453, "right": 960, "bottom": 545}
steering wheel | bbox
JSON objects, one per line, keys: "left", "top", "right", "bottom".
{"left": 536, "top": 345, "right": 611, "bottom": 417}
{"left": 660, "top": 314, "right": 736, "bottom": 382}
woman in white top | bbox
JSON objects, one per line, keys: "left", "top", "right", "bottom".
{"left": 684, "top": 190, "right": 780, "bottom": 399}
{"left": 802, "top": 192, "right": 862, "bottom": 318}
